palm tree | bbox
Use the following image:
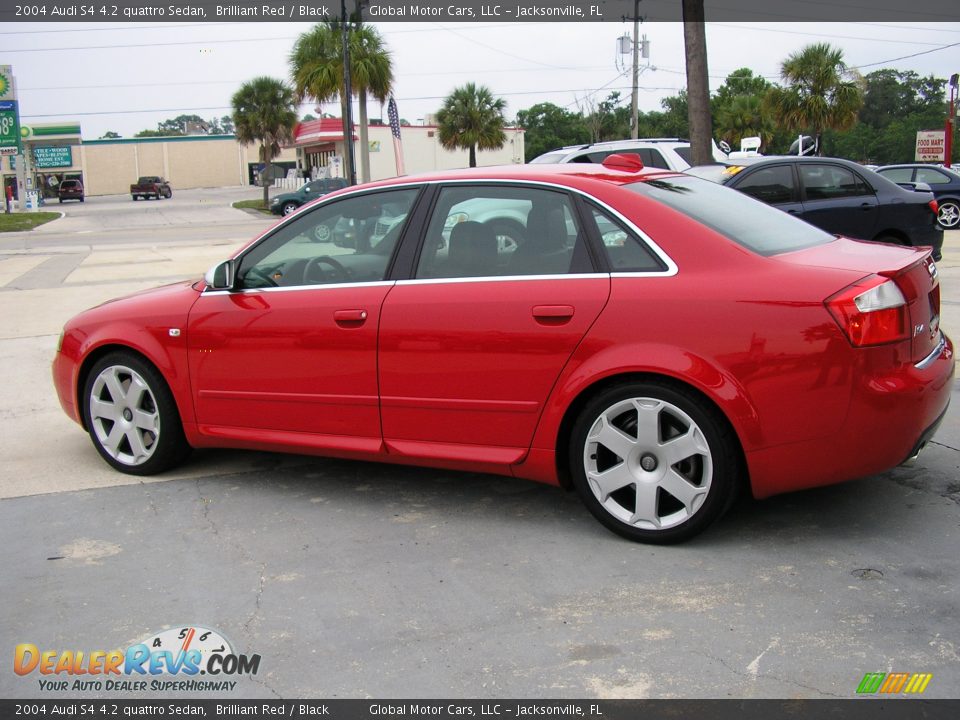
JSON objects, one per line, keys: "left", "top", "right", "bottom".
{"left": 716, "top": 95, "right": 774, "bottom": 150}
{"left": 289, "top": 21, "right": 393, "bottom": 184}
{"left": 765, "top": 43, "right": 863, "bottom": 155}
{"left": 231, "top": 77, "right": 298, "bottom": 207}
{"left": 436, "top": 83, "right": 507, "bottom": 168}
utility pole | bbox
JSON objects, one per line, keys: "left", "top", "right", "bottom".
{"left": 630, "top": 0, "right": 640, "bottom": 139}
{"left": 946, "top": 73, "right": 958, "bottom": 170}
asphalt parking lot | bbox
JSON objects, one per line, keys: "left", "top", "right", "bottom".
{"left": 1, "top": 187, "right": 958, "bottom": 700}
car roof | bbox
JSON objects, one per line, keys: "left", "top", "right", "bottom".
{"left": 535, "top": 138, "right": 690, "bottom": 157}
{"left": 352, "top": 162, "right": 683, "bottom": 192}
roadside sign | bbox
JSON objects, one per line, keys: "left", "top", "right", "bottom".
{"left": 916, "top": 130, "right": 946, "bottom": 162}
{"left": 33, "top": 146, "right": 72, "bottom": 168}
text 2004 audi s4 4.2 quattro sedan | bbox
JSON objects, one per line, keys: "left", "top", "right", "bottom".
{"left": 52, "top": 156, "right": 954, "bottom": 543}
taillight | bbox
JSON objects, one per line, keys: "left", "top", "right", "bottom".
{"left": 929, "top": 199, "right": 939, "bottom": 215}
{"left": 825, "top": 275, "right": 909, "bottom": 347}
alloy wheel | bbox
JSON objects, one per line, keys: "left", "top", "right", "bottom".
{"left": 88, "top": 364, "right": 161, "bottom": 467}
{"left": 582, "top": 397, "right": 713, "bottom": 531}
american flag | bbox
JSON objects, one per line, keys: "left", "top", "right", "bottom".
{"left": 387, "top": 96, "right": 405, "bottom": 176}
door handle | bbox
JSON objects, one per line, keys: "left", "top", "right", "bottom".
{"left": 787, "top": 209, "right": 800, "bottom": 215}
{"left": 334, "top": 309, "right": 368, "bottom": 325}
{"left": 860, "top": 203, "right": 874, "bottom": 211}
{"left": 532, "top": 305, "right": 575, "bottom": 321}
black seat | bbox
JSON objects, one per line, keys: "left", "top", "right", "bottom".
{"left": 446, "top": 221, "right": 499, "bottom": 277}
{"left": 513, "top": 205, "right": 571, "bottom": 274}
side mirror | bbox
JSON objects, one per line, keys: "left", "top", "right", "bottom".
{"left": 204, "top": 260, "right": 235, "bottom": 290}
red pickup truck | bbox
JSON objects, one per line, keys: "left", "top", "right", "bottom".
{"left": 131, "top": 176, "right": 172, "bottom": 201}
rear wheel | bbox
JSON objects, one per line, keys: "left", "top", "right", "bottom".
{"left": 570, "top": 381, "right": 739, "bottom": 544}
{"left": 82, "top": 353, "right": 191, "bottom": 475}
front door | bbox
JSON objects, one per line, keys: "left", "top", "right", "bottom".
{"left": 188, "top": 187, "right": 422, "bottom": 447}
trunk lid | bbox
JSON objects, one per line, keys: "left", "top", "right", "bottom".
{"left": 780, "top": 237, "right": 941, "bottom": 362}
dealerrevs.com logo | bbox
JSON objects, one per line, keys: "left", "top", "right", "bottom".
{"left": 14, "top": 626, "right": 261, "bottom": 692}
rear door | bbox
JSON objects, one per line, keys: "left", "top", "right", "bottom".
{"left": 797, "top": 162, "right": 879, "bottom": 239}
{"left": 378, "top": 183, "right": 610, "bottom": 463}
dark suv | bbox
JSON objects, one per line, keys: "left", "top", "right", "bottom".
{"left": 58, "top": 179, "right": 84, "bottom": 203}
{"left": 687, "top": 157, "right": 943, "bottom": 260}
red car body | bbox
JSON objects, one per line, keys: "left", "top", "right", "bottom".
{"left": 52, "top": 161, "right": 954, "bottom": 542}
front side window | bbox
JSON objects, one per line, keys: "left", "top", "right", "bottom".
{"left": 415, "top": 186, "right": 589, "bottom": 279}
{"left": 237, "top": 188, "right": 420, "bottom": 289}
{"left": 735, "top": 165, "right": 796, "bottom": 205}
{"left": 800, "top": 164, "right": 871, "bottom": 200}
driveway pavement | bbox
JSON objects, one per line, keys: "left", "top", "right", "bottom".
{"left": 1, "top": 188, "right": 958, "bottom": 700}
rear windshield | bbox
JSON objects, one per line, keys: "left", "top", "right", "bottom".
{"left": 626, "top": 175, "right": 833, "bottom": 256}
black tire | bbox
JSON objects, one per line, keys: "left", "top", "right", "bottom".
{"left": 163, "top": 188, "right": 172, "bottom": 199}
{"left": 281, "top": 201, "right": 298, "bottom": 216}
{"left": 132, "top": 195, "right": 138, "bottom": 201}
{"left": 569, "top": 380, "right": 740, "bottom": 544}
{"left": 82, "top": 352, "right": 191, "bottom": 476}
{"left": 874, "top": 234, "right": 909, "bottom": 248}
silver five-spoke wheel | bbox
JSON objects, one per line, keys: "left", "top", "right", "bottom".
{"left": 571, "top": 382, "right": 738, "bottom": 543}
{"left": 83, "top": 353, "right": 190, "bottom": 475}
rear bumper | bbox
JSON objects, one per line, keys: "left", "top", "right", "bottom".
{"left": 748, "top": 331, "right": 954, "bottom": 499}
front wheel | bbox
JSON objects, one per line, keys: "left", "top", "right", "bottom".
{"left": 938, "top": 200, "right": 959, "bottom": 230}
{"left": 82, "top": 353, "right": 191, "bottom": 475}
{"left": 570, "top": 381, "right": 739, "bottom": 544}
{"left": 281, "top": 201, "right": 298, "bottom": 216}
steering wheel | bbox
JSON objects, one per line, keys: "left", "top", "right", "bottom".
{"left": 302, "top": 255, "right": 350, "bottom": 284}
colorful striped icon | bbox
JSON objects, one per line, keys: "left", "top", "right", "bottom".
{"left": 857, "top": 672, "right": 933, "bottom": 694}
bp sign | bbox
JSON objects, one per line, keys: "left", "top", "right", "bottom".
{"left": 0, "top": 101, "right": 21, "bottom": 157}
{"left": 0, "top": 65, "right": 20, "bottom": 157}
{"left": 33, "top": 146, "right": 73, "bottom": 168}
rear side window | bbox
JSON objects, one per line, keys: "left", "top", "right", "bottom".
{"left": 587, "top": 204, "right": 666, "bottom": 272}
{"left": 626, "top": 176, "right": 833, "bottom": 256}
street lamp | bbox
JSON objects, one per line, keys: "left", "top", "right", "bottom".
{"left": 946, "top": 73, "right": 958, "bottom": 169}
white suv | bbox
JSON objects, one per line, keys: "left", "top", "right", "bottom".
{"left": 529, "top": 138, "right": 727, "bottom": 170}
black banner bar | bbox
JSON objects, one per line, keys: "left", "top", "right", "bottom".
{"left": 2, "top": 699, "right": 960, "bottom": 720}
{"left": 0, "top": 0, "right": 958, "bottom": 23}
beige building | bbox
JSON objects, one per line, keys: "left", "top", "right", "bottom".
{"left": 3, "top": 120, "right": 525, "bottom": 199}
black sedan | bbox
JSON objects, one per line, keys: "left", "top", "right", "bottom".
{"left": 876, "top": 164, "right": 960, "bottom": 231}
{"left": 687, "top": 156, "right": 943, "bottom": 260}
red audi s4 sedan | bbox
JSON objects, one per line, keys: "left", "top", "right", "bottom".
{"left": 52, "top": 158, "right": 954, "bottom": 543}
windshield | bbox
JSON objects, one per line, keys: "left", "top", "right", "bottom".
{"left": 626, "top": 175, "right": 833, "bottom": 256}
{"left": 529, "top": 151, "right": 567, "bottom": 164}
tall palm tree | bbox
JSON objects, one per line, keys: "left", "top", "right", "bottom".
{"left": 436, "top": 83, "right": 507, "bottom": 168}
{"left": 765, "top": 43, "right": 863, "bottom": 155}
{"left": 289, "top": 21, "right": 393, "bottom": 184}
{"left": 231, "top": 77, "right": 298, "bottom": 207}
